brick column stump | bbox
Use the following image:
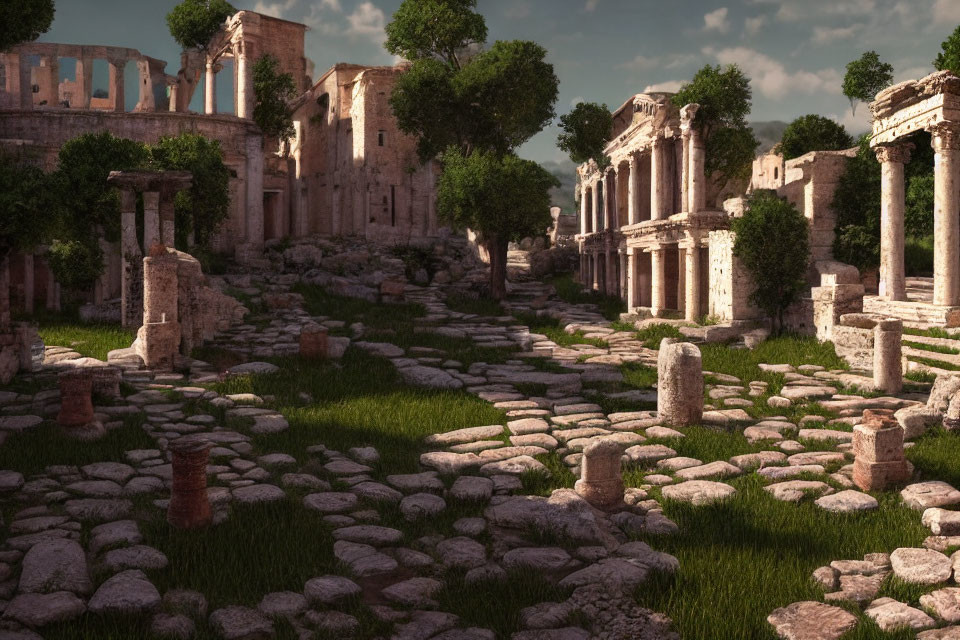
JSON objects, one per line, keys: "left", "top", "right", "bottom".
{"left": 57, "top": 369, "right": 104, "bottom": 439}
{"left": 852, "top": 408, "right": 912, "bottom": 491}
{"left": 299, "top": 323, "right": 329, "bottom": 359}
{"left": 575, "top": 439, "right": 625, "bottom": 509}
{"left": 167, "top": 436, "right": 214, "bottom": 529}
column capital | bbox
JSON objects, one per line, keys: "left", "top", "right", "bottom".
{"left": 931, "top": 122, "right": 960, "bottom": 152}
{"left": 874, "top": 142, "right": 913, "bottom": 165}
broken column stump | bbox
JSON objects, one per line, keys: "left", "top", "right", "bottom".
{"left": 657, "top": 338, "right": 704, "bottom": 427}
{"left": 873, "top": 318, "right": 903, "bottom": 394}
{"left": 575, "top": 439, "right": 625, "bottom": 509}
{"left": 57, "top": 369, "right": 104, "bottom": 439}
{"left": 299, "top": 323, "right": 329, "bottom": 359}
{"left": 167, "top": 436, "right": 214, "bottom": 529}
{"left": 852, "top": 408, "right": 911, "bottom": 491}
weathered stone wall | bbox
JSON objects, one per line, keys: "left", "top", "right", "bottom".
{"left": 751, "top": 153, "right": 785, "bottom": 191}
{"left": 708, "top": 230, "right": 763, "bottom": 321}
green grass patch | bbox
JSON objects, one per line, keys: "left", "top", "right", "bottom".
{"left": 635, "top": 323, "right": 685, "bottom": 349}
{"left": 904, "top": 340, "right": 960, "bottom": 355}
{"left": 33, "top": 316, "right": 134, "bottom": 361}
{"left": 514, "top": 312, "right": 608, "bottom": 348}
{"left": 903, "top": 326, "right": 960, "bottom": 340}
{"left": 908, "top": 355, "right": 960, "bottom": 371}
{"left": 446, "top": 292, "right": 504, "bottom": 317}
{"left": 905, "top": 369, "right": 938, "bottom": 384}
{"left": 549, "top": 273, "right": 626, "bottom": 321}
{"left": 293, "top": 282, "right": 425, "bottom": 330}
{"left": 634, "top": 474, "right": 928, "bottom": 640}
{"left": 208, "top": 349, "right": 504, "bottom": 474}
{"left": 620, "top": 362, "right": 658, "bottom": 389}
{"left": 0, "top": 418, "right": 155, "bottom": 478}
{"left": 907, "top": 427, "right": 960, "bottom": 487}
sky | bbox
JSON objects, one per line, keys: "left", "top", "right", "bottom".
{"left": 37, "top": 0, "right": 960, "bottom": 165}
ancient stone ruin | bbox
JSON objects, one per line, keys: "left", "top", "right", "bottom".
{"left": 657, "top": 339, "right": 704, "bottom": 427}
{"left": 852, "top": 409, "right": 911, "bottom": 492}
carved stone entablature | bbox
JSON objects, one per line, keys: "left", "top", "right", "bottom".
{"left": 871, "top": 71, "right": 960, "bottom": 147}
{"left": 579, "top": 229, "right": 623, "bottom": 251}
{"left": 621, "top": 211, "right": 728, "bottom": 250}
{"left": 874, "top": 143, "right": 914, "bottom": 165}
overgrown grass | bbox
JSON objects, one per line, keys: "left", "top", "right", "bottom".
{"left": 904, "top": 340, "right": 960, "bottom": 355}
{"left": 908, "top": 355, "right": 960, "bottom": 371}
{"left": 514, "top": 313, "right": 607, "bottom": 348}
{"left": 635, "top": 323, "right": 684, "bottom": 349}
{"left": 903, "top": 326, "right": 960, "bottom": 340}
{"left": 0, "top": 418, "right": 155, "bottom": 477}
{"left": 208, "top": 349, "right": 505, "bottom": 474}
{"left": 446, "top": 292, "right": 504, "bottom": 317}
{"left": 905, "top": 369, "right": 938, "bottom": 384}
{"left": 620, "top": 362, "right": 658, "bottom": 389}
{"left": 635, "top": 474, "right": 928, "bottom": 640}
{"left": 549, "top": 273, "right": 626, "bottom": 321}
{"left": 29, "top": 311, "right": 134, "bottom": 361}
{"left": 907, "top": 426, "right": 960, "bottom": 487}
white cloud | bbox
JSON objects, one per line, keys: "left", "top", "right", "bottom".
{"left": 618, "top": 53, "right": 696, "bottom": 71}
{"left": 570, "top": 96, "right": 585, "bottom": 107}
{"left": 704, "top": 46, "right": 842, "bottom": 99}
{"left": 934, "top": 0, "right": 960, "bottom": 22}
{"left": 303, "top": 3, "right": 339, "bottom": 34}
{"left": 618, "top": 54, "right": 659, "bottom": 70}
{"left": 644, "top": 80, "right": 685, "bottom": 93}
{"left": 812, "top": 24, "right": 861, "bottom": 44}
{"left": 346, "top": 1, "right": 386, "bottom": 42}
{"left": 254, "top": 0, "right": 298, "bottom": 18}
{"left": 585, "top": 0, "right": 600, "bottom": 11}
{"left": 320, "top": 0, "right": 341, "bottom": 10}
{"left": 830, "top": 106, "right": 872, "bottom": 135}
{"left": 744, "top": 15, "right": 767, "bottom": 37}
{"left": 768, "top": 0, "right": 876, "bottom": 21}
{"left": 506, "top": 2, "right": 531, "bottom": 19}
{"left": 704, "top": 7, "right": 730, "bottom": 33}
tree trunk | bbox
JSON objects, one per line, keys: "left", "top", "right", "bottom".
{"left": 486, "top": 234, "right": 509, "bottom": 301}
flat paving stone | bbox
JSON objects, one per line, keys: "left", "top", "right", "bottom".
{"left": 865, "top": 597, "right": 935, "bottom": 632}
{"left": 4, "top": 591, "right": 86, "bottom": 627}
{"left": 661, "top": 481, "right": 737, "bottom": 505}
{"left": 920, "top": 587, "right": 960, "bottom": 623}
{"left": 815, "top": 490, "right": 878, "bottom": 513}
{"left": 764, "top": 481, "right": 832, "bottom": 502}
{"left": 767, "top": 601, "right": 858, "bottom": 640}
{"left": 903, "top": 482, "right": 960, "bottom": 510}
{"left": 890, "top": 548, "right": 952, "bottom": 584}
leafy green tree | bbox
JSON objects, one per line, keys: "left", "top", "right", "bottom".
{"left": 437, "top": 149, "right": 558, "bottom": 298}
{"left": 733, "top": 190, "right": 810, "bottom": 335}
{"left": 46, "top": 239, "right": 104, "bottom": 291}
{"left": 385, "top": 0, "right": 560, "bottom": 298}
{"left": 166, "top": 0, "right": 236, "bottom": 51}
{"left": 0, "top": 0, "right": 55, "bottom": 51}
{"left": 935, "top": 25, "right": 960, "bottom": 76}
{"left": 557, "top": 101, "right": 613, "bottom": 166}
{"left": 906, "top": 172, "right": 935, "bottom": 238}
{"left": 672, "top": 64, "right": 758, "bottom": 185}
{"left": 253, "top": 54, "right": 297, "bottom": 141}
{"left": 779, "top": 115, "right": 854, "bottom": 160}
{"left": 842, "top": 51, "right": 894, "bottom": 115}
{"left": 150, "top": 134, "right": 231, "bottom": 249}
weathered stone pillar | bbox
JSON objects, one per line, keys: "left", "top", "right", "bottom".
{"left": 143, "top": 192, "right": 161, "bottom": 251}
{"left": 580, "top": 183, "right": 589, "bottom": 235}
{"left": 167, "top": 436, "right": 213, "bottom": 529}
{"left": 76, "top": 57, "right": 93, "bottom": 109}
{"left": 609, "top": 169, "right": 619, "bottom": 229}
{"left": 689, "top": 128, "right": 706, "bottom": 214}
{"left": 684, "top": 242, "right": 701, "bottom": 322}
{"left": 138, "top": 250, "right": 180, "bottom": 370}
{"left": 592, "top": 180, "right": 601, "bottom": 233}
{"left": 22, "top": 254, "right": 34, "bottom": 314}
{"left": 873, "top": 318, "right": 903, "bottom": 394}
{"left": 628, "top": 156, "right": 639, "bottom": 225}
{"left": 120, "top": 190, "right": 143, "bottom": 328}
{"left": 245, "top": 134, "right": 265, "bottom": 249}
{"left": 626, "top": 249, "right": 637, "bottom": 310}
{"left": 109, "top": 58, "right": 126, "bottom": 112}
{"left": 651, "top": 248, "right": 666, "bottom": 316}
{"left": 18, "top": 54, "right": 33, "bottom": 110}
{"left": 657, "top": 339, "right": 704, "bottom": 426}
{"left": 680, "top": 104, "right": 702, "bottom": 213}
{"left": 574, "top": 439, "right": 624, "bottom": 509}
{"left": 300, "top": 323, "right": 329, "bottom": 359}
{"left": 591, "top": 253, "right": 600, "bottom": 291}
{"left": 852, "top": 409, "right": 911, "bottom": 491}
{"left": 39, "top": 55, "right": 58, "bottom": 106}
{"left": 159, "top": 188, "right": 176, "bottom": 248}
{"left": 235, "top": 42, "right": 255, "bottom": 120}
{"left": 168, "top": 84, "right": 179, "bottom": 112}
{"left": 57, "top": 369, "right": 102, "bottom": 438}
{"left": 680, "top": 135, "right": 690, "bottom": 213}
{"left": 932, "top": 124, "right": 960, "bottom": 307}
{"left": 605, "top": 247, "right": 617, "bottom": 296}
{"left": 204, "top": 58, "right": 217, "bottom": 115}
{"left": 651, "top": 137, "right": 666, "bottom": 220}
{"left": 876, "top": 143, "right": 911, "bottom": 301}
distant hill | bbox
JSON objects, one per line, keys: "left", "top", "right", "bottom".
{"left": 543, "top": 159, "right": 578, "bottom": 216}
{"left": 751, "top": 121, "right": 789, "bottom": 154}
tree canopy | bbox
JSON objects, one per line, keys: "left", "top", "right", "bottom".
{"left": 166, "top": 0, "right": 236, "bottom": 51}
{"left": 672, "top": 64, "right": 758, "bottom": 185}
{"left": 779, "top": 115, "right": 854, "bottom": 160}
{"left": 935, "top": 25, "right": 960, "bottom": 76}
{"left": 0, "top": 153, "right": 57, "bottom": 262}
{"left": 557, "top": 101, "right": 613, "bottom": 167}
{"left": 253, "top": 54, "right": 297, "bottom": 141}
{"left": 842, "top": 51, "right": 894, "bottom": 115}
{"left": 0, "top": 0, "right": 55, "bottom": 51}
{"left": 386, "top": 0, "right": 559, "bottom": 299}
{"left": 733, "top": 190, "right": 810, "bottom": 335}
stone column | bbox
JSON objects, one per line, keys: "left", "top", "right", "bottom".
{"left": 143, "top": 192, "right": 160, "bottom": 251}
{"left": 684, "top": 242, "right": 701, "bottom": 322}
{"left": 574, "top": 439, "right": 624, "bottom": 509}
{"left": 39, "top": 55, "right": 58, "bottom": 106}
{"left": 76, "top": 57, "right": 93, "bottom": 109}
{"left": 628, "top": 156, "right": 639, "bottom": 225}
{"left": 168, "top": 84, "right": 179, "bottom": 113}
{"left": 609, "top": 169, "right": 619, "bottom": 229}
{"left": 57, "top": 369, "right": 103, "bottom": 439}
{"left": 651, "top": 248, "right": 666, "bottom": 316}
{"left": 235, "top": 42, "right": 255, "bottom": 120}
{"left": 932, "top": 123, "right": 960, "bottom": 307}
{"left": 22, "top": 254, "right": 34, "bottom": 314}
{"left": 120, "top": 190, "right": 142, "bottom": 328}
{"left": 18, "top": 55, "right": 32, "bottom": 110}
{"left": 580, "top": 183, "right": 589, "bottom": 235}
{"left": 167, "top": 436, "right": 213, "bottom": 529}
{"left": 159, "top": 188, "right": 176, "bottom": 248}
{"left": 592, "top": 180, "right": 601, "bottom": 233}
{"left": 651, "top": 138, "right": 665, "bottom": 220}
{"left": 680, "top": 132, "right": 690, "bottom": 213}
{"left": 138, "top": 250, "right": 180, "bottom": 370}
{"left": 852, "top": 409, "right": 910, "bottom": 491}
{"left": 689, "top": 128, "right": 706, "bottom": 213}
{"left": 875, "top": 143, "right": 911, "bottom": 301}
{"left": 300, "top": 323, "right": 329, "bottom": 359}
{"left": 245, "top": 134, "right": 265, "bottom": 249}
{"left": 626, "top": 248, "right": 637, "bottom": 310}
{"left": 657, "top": 339, "right": 704, "bottom": 427}
{"left": 591, "top": 253, "right": 601, "bottom": 291}
{"left": 873, "top": 318, "right": 903, "bottom": 394}
{"left": 204, "top": 57, "right": 217, "bottom": 115}
{"left": 109, "top": 58, "right": 126, "bottom": 112}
